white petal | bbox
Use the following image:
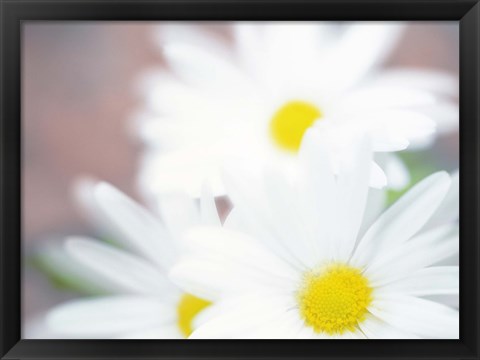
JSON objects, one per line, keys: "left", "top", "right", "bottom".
{"left": 358, "top": 187, "right": 387, "bottom": 238}
{"left": 364, "top": 224, "right": 458, "bottom": 285}
{"left": 352, "top": 172, "right": 451, "bottom": 267}
{"left": 369, "top": 161, "right": 388, "bottom": 188}
{"left": 24, "top": 315, "right": 66, "bottom": 339}
{"left": 65, "top": 238, "right": 174, "bottom": 296}
{"left": 234, "top": 23, "right": 334, "bottom": 94}
{"left": 189, "top": 296, "right": 292, "bottom": 339}
{"left": 200, "top": 184, "right": 221, "bottom": 226}
{"left": 170, "top": 258, "right": 232, "bottom": 301}
{"left": 248, "top": 311, "right": 307, "bottom": 339}
{"left": 414, "top": 101, "right": 458, "bottom": 135}
{"left": 371, "top": 296, "right": 459, "bottom": 338}
{"left": 222, "top": 161, "right": 304, "bottom": 268}
{"left": 372, "top": 68, "right": 458, "bottom": 98}
{"left": 118, "top": 324, "right": 182, "bottom": 339}
{"left": 47, "top": 296, "right": 175, "bottom": 337}
{"left": 222, "top": 207, "right": 242, "bottom": 231}
{"left": 72, "top": 178, "right": 118, "bottom": 240}
{"left": 163, "top": 43, "right": 252, "bottom": 95}
{"left": 423, "top": 294, "right": 459, "bottom": 309}
{"left": 357, "top": 110, "right": 436, "bottom": 152}
{"left": 383, "top": 154, "right": 411, "bottom": 190}
{"left": 296, "top": 128, "right": 338, "bottom": 262}
{"left": 263, "top": 164, "right": 318, "bottom": 269}
{"left": 192, "top": 293, "right": 298, "bottom": 336}
{"left": 332, "top": 330, "right": 367, "bottom": 339}
{"left": 93, "top": 182, "right": 178, "bottom": 268}
{"left": 359, "top": 316, "right": 420, "bottom": 339}
{"left": 136, "top": 72, "right": 214, "bottom": 118}
{"left": 259, "top": 24, "right": 332, "bottom": 92}
{"left": 139, "top": 145, "right": 226, "bottom": 198}
{"left": 36, "top": 243, "right": 124, "bottom": 294}
{"left": 155, "top": 192, "right": 200, "bottom": 241}
{"left": 422, "top": 170, "right": 459, "bottom": 231}
{"left": 170, "top": 227, "right": 299, "bottom": 301}
{"left": 153, "top": 24, "right": 229, "bottom": 59}
{"left": 332, "top": 137, "right": 372, "bottom": 261}
{"left": 233, "top": 24, "right": 271, "bottom": 87}
{"left": 380, "top": 266, "right": 458, "bottom": 296}
{"left": 320, "top": 22, "right": 404, "bottom": 93}
{"left": 334, "top": 86, "right": 436, "bottom": 114}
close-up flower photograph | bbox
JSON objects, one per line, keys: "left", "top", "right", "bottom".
{"left": 20, "top": 21, "right": 460, "bottom": 341}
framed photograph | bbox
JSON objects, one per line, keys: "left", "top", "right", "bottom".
{"left": 1, "top": 0, "right": 479, "bottom": 359}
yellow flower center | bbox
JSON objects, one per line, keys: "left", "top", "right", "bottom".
{"left": 297, "top": 263, "right": 372, "bottom": 335}
{"left": 177, "top": 293, "right": 211, "bottom": 337}
{"left": 270, "top": 100, "right": 322, "bottom": 152}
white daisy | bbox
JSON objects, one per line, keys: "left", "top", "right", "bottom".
{"left": 171, "top": 130, "right": 459, "bottom": 339}
{"left": 135, "top": 22, "right": 458, "bottom": 197}
{"left": 45, "top": 181, "right": 219, "bottom": 339}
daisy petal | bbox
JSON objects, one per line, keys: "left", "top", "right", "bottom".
{"left": 163, "top": 43, "right": 251, "bottom": 95}
{"left": 359, "top": 186, "right": 386, "bottom": 238}
{"left": 222, "top": 161, "right": 303, "bottom": 268}
{"left": 200, "top": 185, "right": 221, "bottom": 226}
{"left": 369, "top": 161, "right": 388, "bottom": 188}
{"left": 334, "top": 86, "right": 436, "bottom": 114}
{"left": 73, "top": 178, "right": 117, "bottom": 239}
{"left": 261, "top": 24, "right": 329, "bottom": 91}
{"left": 371, "top": 296, "right": 459, "bottom": 338}
{"left": 136, "top": 72, "right": 212, "bottom": 117}
{"left": 296, "top": 128, "right": 337, "bottom": 261}
{"left": 37, "top": 243, "right": 123, "bottom": 295}
{"left": 373, "top": 68, "right": 458, "bottom": 98}
{"left": 189, "top": 296, "right": 291, "bottom": 339}
{"left": 170, "top": 227, "right": 299, "bottom": 301}
{"left": 139, "top": 145, "right": 226, "bottom": 198}
{"left": 153, "top": 24, "right": 228, "bottom": 58}
{"left": 65, "top": 238, "right": 173, "bottom": 295}
{"left": 422, "top": 170, "right": 459, "bottom": 231}
{"left": 329, "top": 136, "right": 372, "bottom": 261}
{"left": 359, "top": 316, "right": 420, "bottom": 339}
{"left": 359, "top": 110, "right": 436, "bottom": 152}
{"left": 155, "top": 192, "right": 200, "bottom": 240}
{"left": 364, "top": 224, "right": 458, "bottom": 285}
{"left": 263, "top": 164, "right": 318, "bottom": 268}
{"left": 93, "top": 182, "right": 178, "bottom": 268}
{"left": 352, "top": 172, "right": 451, "bottom": 267}
{"left": 118, "top": 324, "right": 182, "bottom": 339}
{"left": 233, "top": 24, "right": 264, "bottom": 79}
{"left": 414, "top": 101, "right": 459, "bottom": 135}
{"left": 321, "top": 23, "right": 404, "bottom": 93}
{"left": 379, "top": 154, "right": 410, "bottom": 190}
{"left": 380, "top": 266, "right": 459, "bottom": 296}
{"left": 47, "top": 296, "right": 175, "bottom": 337}
{"left": 249, "top": 311, "right": 309, "bottom": 339}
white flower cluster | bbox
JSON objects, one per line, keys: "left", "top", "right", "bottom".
{"left": 42, "top": 23, "right": 459, "bottom": 339}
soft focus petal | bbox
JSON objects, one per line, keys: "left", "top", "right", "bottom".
{"left": 47, "top": 296, "right": 175, "bottom": 338}
{"left": 93, "top": 182, "right": 178, "bottom": 268}
{"left": 65, "top": 238, "right": 174, "bottom": 296}
{"left": 371, "top": 296, "right": 459, "bottom": 338}
{"left": 352, "top": 172, "right": 451, "bottom": 267}
{"left": 379, "top": 266, "right": 459, "bottom": 296}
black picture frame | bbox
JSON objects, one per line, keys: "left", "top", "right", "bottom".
{"left": 1, "top": 0, "right": 479, "bottom": 359}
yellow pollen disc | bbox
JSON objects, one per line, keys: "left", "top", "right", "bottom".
{"left": 297, "top": 263, "right": 372, "bottom": 335}
{"left": 270, "top": 100, "right": 322, "bottom": 152}
{"left": 177, "top": 293, "right": 211, "bottom": 337}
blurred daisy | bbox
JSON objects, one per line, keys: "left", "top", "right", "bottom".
{"left": 135, "top": 22, "right": 458, "bottom": 197}
{"left": 171, "top": 130, "right": 459, "bottom": 339}
{"left": 45, "top": 182, "right": 219, "bottom": 339}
